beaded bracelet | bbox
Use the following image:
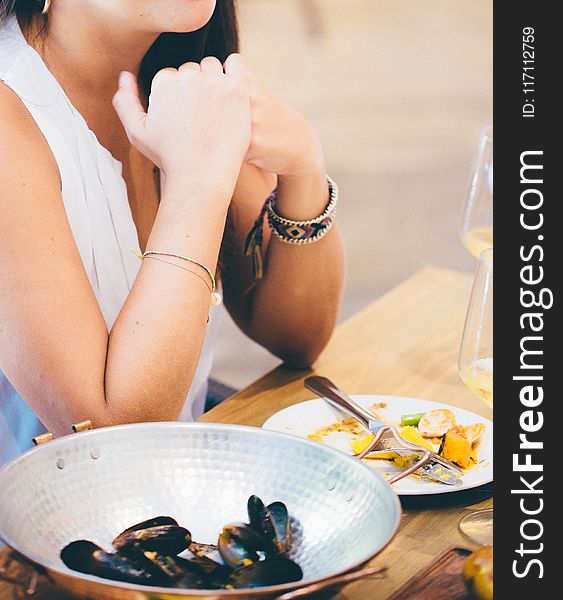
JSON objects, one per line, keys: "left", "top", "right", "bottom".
{"left": 244, "top": 175, "right": 338, "bottom": 279}
{"left": 131, "top": 248, "right": 222, "bottom": 305}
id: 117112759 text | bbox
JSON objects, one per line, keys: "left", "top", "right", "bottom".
{"left": 522, "top": 27, "right": 535, "bottom": 118}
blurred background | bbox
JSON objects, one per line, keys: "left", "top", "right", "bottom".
{"left": 211, "top": 0, "right": 492, "bottom": 391}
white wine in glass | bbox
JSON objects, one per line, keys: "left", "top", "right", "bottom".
{"left": 461, "top": 126, "right": 493, "bottom": 258}
{"left": 459, "top": 356, "right": 493, "bottom": 409}
{"left": 463, "top": 227, "right": 493, "bottom": 260}
{"left": 458, "top": 247, "right": 493, "bottom": 546}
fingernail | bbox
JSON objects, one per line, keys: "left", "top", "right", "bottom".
{"left": 118, "top": 72, "right": 128, "bottom": 88}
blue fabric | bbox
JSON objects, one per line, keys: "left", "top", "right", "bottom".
{"left": 0, "top": 372, "right": 46, "bottom": 467}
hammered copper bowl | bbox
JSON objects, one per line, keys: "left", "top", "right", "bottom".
{"left": 0, "top": 422, "right": 400, "bottom": 598}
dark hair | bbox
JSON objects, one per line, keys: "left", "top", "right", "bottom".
{"left": 1, "top": 1, "right": 239, "bottom": 94}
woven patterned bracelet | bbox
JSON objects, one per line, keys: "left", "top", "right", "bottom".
{"left": 244, "top": 175, "right": 338, "bottom": 280}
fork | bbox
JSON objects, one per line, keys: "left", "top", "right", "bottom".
{"left": 304, "top": 376, "right": 463, "bottom": 478}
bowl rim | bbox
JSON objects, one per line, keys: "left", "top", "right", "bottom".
{"left": 0, "top": 421, "right": 401, "bottom": 596}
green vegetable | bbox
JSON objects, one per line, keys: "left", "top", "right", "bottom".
{"left": 400, "top": 412, "right": 426, "bottom": 427}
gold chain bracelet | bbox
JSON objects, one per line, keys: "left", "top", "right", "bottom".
{"left": 131, "top": 248, "right": 222, "bottom": 305}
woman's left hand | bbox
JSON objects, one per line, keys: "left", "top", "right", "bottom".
{"left": 242, "top": 70, "right": 325, "bottom": 177}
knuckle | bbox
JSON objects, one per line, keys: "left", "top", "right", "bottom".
{"left": 179, "top": 62, "right": 199, "bottom": 72}
{"left": 224, "top": 53, "right": 239, "bottom": 68}
{"left": 201, "top": 56, "right": 221, "bottom": 67}
{"left": 112, "top": 93, "right": 131, "bottom": 117}
{"left": 111, "top": 91, "right": 123, "bottom": 109}
{"left": 151, "top": 67, "right": 176, "bottom": 88}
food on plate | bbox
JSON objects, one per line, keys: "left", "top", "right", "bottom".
{"left": 439, "top": 428, "right": 472, "bottom": 469}
{"left": 460, "top": 422, "right": 486, "bottom": 445}
{"left": 308, "top": 417, "right": 365, "bottom": 442}
{"left": 399, "top": 412, "right": 425, "bottom": 427}
{"left": 417, "top": 409, "right": 456, "bottom": 438}
{"left": 462, "top": 545, "right": 493, "bottom": 600}
{"left": 308, "top": 402, "right": 388, "bottom": 443}
{"left": 394, "top": 425, "right": 436, "bottom": 451}
{"left": 308, "top": 404, "right": 486, "bottom": 473}
{"left": 350, "top": 425, "right": 434, "bottom": 461}
{"left": 60, "top": 495, "right": 302, "bottom": 590}
{"left": 350, "top": 435, "right": 395, "bottom": 459}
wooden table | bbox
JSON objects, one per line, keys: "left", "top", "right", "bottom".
{"left": 0, "top": 267, "right": 492, "bottom": 599}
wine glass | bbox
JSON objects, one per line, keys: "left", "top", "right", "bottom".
{"left": 460, "top": 125, "right": 493, "bottom": 258}
{"left": 458, "top": 247, "right": 493, "bottom": 546}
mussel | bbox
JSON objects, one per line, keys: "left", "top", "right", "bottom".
{"left": 247, "top": 495, "right": 291, "bottom": 554}
{"left": 60, "top": 496, "right": 303, "bottom": 591}
{"left": 114, "top": 516, "right": 179, "bottom": 538}
{"left": 218, "top": 523, "right": 267, "bottom": 569}
{"left": 113, "top": 522, "right": 191, "bottom": 555}
{"left": 227, "top": 556, "right": 303, "bottom": 589}
{"left": 188, "top": 541, "right": 218, "bottom": 558}
{"left": 178, "top": 555, "right": 232, "bottom": 589}
{"left": 247, "top": 496, "right": 277, "bottom": 546}
{"left": 266, "top": 501, "right": 290, "bottom": 553}
{"left": 60, "top": 540, "right": 156, "bottom": 585}
{"left": 141, "top": 553, "right": 212, "bottom": 589}
{"left": 141, "top": 550, "right": 186, "bottom": 579}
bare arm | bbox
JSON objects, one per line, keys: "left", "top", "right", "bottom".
{"left": 223, "top": 161, "right": 345, "bottom": 368}
{"left": 0, "top": 56, "right": 250, "bottom": 436}
{"left": 221, "top": 70, "right": 345, "bottom": 367}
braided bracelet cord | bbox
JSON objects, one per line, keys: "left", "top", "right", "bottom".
{"left": 244, "top": 175, "right": 338, "bottom": 280}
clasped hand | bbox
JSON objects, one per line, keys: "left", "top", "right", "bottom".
{"left": 112, "top": 54, "right": 323, "bottom": 200}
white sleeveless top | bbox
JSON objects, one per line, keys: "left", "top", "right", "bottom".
{"left": 0, "top": 15, "right": 221, "bottom": 468}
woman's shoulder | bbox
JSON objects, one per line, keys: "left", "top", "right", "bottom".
{"left": 0, "top": 81, "right": 59, "bottom": 179}
{"left": 0, "top": 81, "right": 39, "bottom": 141}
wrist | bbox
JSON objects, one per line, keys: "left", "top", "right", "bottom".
{"left": 275, "top": 166, "right": 330, "bottom": 221}
{"left": 281, "top": 123, "right": 325, "bottom": 179}
{"left": 150, "top": 179, "right": 229, "bottom": 267}
{"left": 244, "top": 173, "right": 337, "bottom": 279}
{"left": 160, "top": 169, "right": 236, "bottom": 211}
{"left": 161, "top": 152, "right": 244, "bottom": 195}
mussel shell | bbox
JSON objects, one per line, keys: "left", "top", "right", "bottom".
{"left": 176, "top": 555, "right": 231, "bottom": 589}
{"left": 113, "top": 524, "right": 191, "bottom": 555}
{"left": 113, "top": 516, "right": 179, "bottom": 541}
{"left": 142, "top": 551, "right": 186, "bottom": 579}
{"left": 227, "top": 556, "right": 303, "bottom": 589}
{"left": 247, "top": 496, "right": 277, "bottom": 547}
{"left": 170, "top": 570, "right": 210, "bottom": 590}
{"left": 113, "top": 541, "right": 170, "bottom": 582}
{"left": 131, "top": 552, "right": 224, "bottom": 590}
{"left": 116, "top": 550, "right": 217, "bottom": 590}
{"left": 188, "top": 541, "right": 218, "bottom": 558}
{"left": 60, "top": 540, "right": 154, "bottom": 585}
{"left": 267, "top": 501, "right": 290, "bottom": 553}
{"left": 218, "top": 525, "right": 260, "bottom": 569}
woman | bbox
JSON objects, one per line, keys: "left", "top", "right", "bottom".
{"left": 0, "top": 0, "right": 345, "bottom": 467}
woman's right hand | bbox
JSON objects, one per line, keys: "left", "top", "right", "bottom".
{"left": 112, "top": 54, "right": 251, "bottom": 189}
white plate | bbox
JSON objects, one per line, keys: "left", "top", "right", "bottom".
{"left": 262, "top": 395, "right": 493, "bottom": 496}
